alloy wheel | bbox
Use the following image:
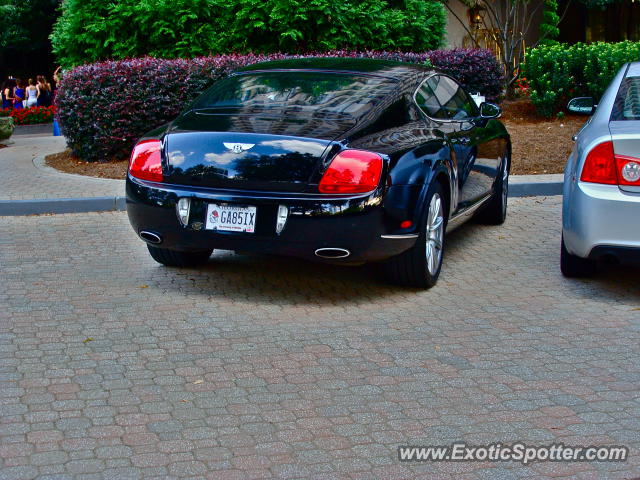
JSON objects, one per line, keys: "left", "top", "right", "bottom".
{"left": 502, "top": 160, "right": 509, "bottom": 211}
{"left": 425, "top": 193, "right": 444, "bottom": 276}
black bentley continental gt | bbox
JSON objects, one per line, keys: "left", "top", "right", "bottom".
{"left": 126, "top": 58, "right": 510, "bottom": 288}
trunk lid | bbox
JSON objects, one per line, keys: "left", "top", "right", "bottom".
{"left": 610, "top": 120, "right": 640, "bottom": 192}
{"left": 163, "top": 110, "right": 355, "bottom": 192}
{"left": 610, "top": 121, "right": 640, "bottom": 158}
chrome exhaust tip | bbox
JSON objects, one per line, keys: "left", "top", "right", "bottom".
{"left": 139, "top": 231, "right": 162, "bottom": 245}
{"left": 314, "top": 248, "right": 351, "bottom": 259}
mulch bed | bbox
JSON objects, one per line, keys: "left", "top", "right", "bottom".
{"left": 501, "top": 99, "right": 586, "bottom": 175}
{"left": 43, "top": 99, "right": 586, "bottom": 179}
{"left": 45, "top": 150, "right": 128, "bottom": 179}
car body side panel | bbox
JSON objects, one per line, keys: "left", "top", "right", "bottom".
{"left": 562, "top": 132, "right": 613, "bottom": 240}
{"left": 312, "top": 87, "right": 459, "bottom": 220}
{"left": 473, "top": 118, "right": 509, "bottom": 196}
{"left": 436, "top": 118, "right": 508, "bottom": 212}
{"left": 385, "top": 143, "right": 456, "bottom": 228}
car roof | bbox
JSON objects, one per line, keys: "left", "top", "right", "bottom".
{"left": 234, "top": 57, "right": 433, "bottom": 82}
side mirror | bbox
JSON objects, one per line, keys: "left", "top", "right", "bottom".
{"left": 479, "top": 102, "right": 501, "bottom": 119}
{"left": 567, "top": 97, "right": 595, "bottom": 115}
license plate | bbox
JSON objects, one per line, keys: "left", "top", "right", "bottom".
{"left": 205, "top": 203, "right": 257, "bottom": 233}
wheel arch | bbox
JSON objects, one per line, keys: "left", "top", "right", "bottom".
{"left": 504, "top": 138, "right": 512, "bottom": 173}
{"left": 381, "top": 137, "right": 455, "bottom": 235}
{"left": 433, "top": 171, "right": 451, "bottom": 220}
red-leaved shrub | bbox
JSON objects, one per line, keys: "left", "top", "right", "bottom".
{"left": 427, "top": 49, "right": 503, "bottom": 99}
{"left": 56, "top": 50, "right": 503, "bottom": 162}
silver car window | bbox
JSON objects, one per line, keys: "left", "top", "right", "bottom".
{"left": 611, "top": 77, "right": 640, "bottom": 121}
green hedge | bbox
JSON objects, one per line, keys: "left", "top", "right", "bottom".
{"left": 52, "top": 0, "right": 446, "bottom": 69}
{"left": 523, "top": 41, "right": 640, "bottom": 117}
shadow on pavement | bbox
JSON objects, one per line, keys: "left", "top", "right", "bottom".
{"left": 140, "top": 247, "right": 426, "bottom": 306}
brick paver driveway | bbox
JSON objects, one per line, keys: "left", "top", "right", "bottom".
{"left": 0, "top": 136, "right": 123, "bottom": 201}
{"left": 1, "top": 196, "right": 639, "bottom": 479}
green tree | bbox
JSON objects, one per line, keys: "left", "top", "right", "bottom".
{"left": 539, "top": 0, "right": 560, "bottom": 45}
{"left": 1, "top": 0, "right": 60, "bottom": 80}
{"left": 224, "top": 0, "right": 445, "bottom": 53}
{"left": 1, "top": 0, "right": 59, "bottom": 49}
{"left": 0, "top": 1, "right": 20, "bottom": 49}
{"left": 51, "top": 0, "right": 446, "bottom": 68}
{"left": 51, "top": 0, "right": 224, "bottom": 67}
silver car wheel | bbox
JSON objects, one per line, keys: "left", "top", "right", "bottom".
{"left": 425, "top": 193, "right": 444, "bottom": 276}
{"left": 502, "top": 160, "right": 509, "bottom": 210}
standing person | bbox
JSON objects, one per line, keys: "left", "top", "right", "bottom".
{"left": 36, "top": 75, "right": 52, "bottom": 107}
{"left": 13, "top": 79, "right": 25, "bottom": 110}
{"left": 25, "top": 79, "right": 38, "bottom": 107}
{"left": 51, "top": 67, "right": 61, "bottom": 104}
{"left": 2, "top": 79, "right": 16, "bottom": 110}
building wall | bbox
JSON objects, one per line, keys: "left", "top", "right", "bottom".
{"left": 444, "top": 0, "right": 543, "bottom": 50}
{"left": 444, "top": 0, "right": 472, "bottom": 48}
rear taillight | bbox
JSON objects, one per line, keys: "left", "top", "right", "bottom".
{"left": 580, "top": 141, "right": 617, "bottom": 185}
{"left": 580, "top": 141, "right": 640, "bottom": 186}
{"left": 129, "top": 140, "right": 163, "bottom": 182}
{"left": 318, "top": 149, "right": 383, "bottom": 194}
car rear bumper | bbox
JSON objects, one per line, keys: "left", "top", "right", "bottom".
{"left": 563, "top": 181, "right": 640, "bottom": 260}
{"left": 588, "top": 245, "right": 640, "bottom": 265}
{"left": 126, "top": 176, "right": 422, "bottom": 263}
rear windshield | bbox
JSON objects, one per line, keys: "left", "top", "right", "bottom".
{"left": 611, "top": 77, "right": 640, "bottom": 121}
{"left": 192, "top": 72, "right": 397, "bottom": 117}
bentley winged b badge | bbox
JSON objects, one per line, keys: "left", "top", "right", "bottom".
{"left": 223, "top": 143, "right": 255, "bottom": 154}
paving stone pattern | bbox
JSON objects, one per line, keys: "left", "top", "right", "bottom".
{"left": 1, "top": 196, "right": 640, "bottom": 479}
{"left": 0, "top": 137, "right": 124, "bottom": 201}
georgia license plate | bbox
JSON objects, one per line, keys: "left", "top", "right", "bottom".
{"left": 205, "top": 203, "right": 257, "bottom": 233}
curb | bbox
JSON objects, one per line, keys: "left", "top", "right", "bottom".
{"left": 0, "top": 180, "right": 563, "bottom": 216}
{"left": 509, "top": 180, "right": 563, "bottom": 197}
{"left": 0, "top": 197, "right": 126, "bottom": 216}
{"left": 13, "top": 124, "right": 54, "bottom": 137}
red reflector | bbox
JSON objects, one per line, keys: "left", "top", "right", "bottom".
{"left": 400, "top": 220, "right": 412, "bottom": 229}
{"left": 580, "top": 141, "right": 616, "bottom": 185}
{"left": 318, "top": 150, "right": 383, "bottom": 194}
{"left": 129, "top": 140, "right": 163, "bottom": 182}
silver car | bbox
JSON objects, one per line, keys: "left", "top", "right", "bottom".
{"left": 562, "top": 62, "right": 640, "bottom": 276}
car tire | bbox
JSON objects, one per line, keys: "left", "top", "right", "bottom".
{"left": 383, "top": 182, "right": 447, "bottom": 288}
{"left": 477, "top": 153, "right": 509, "bottom": 225}
{"left": 560, "top": 234, "right": 595, "bottom": 277}
{"left": 147, "top": 245, "right": 213, "bottom": 268}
